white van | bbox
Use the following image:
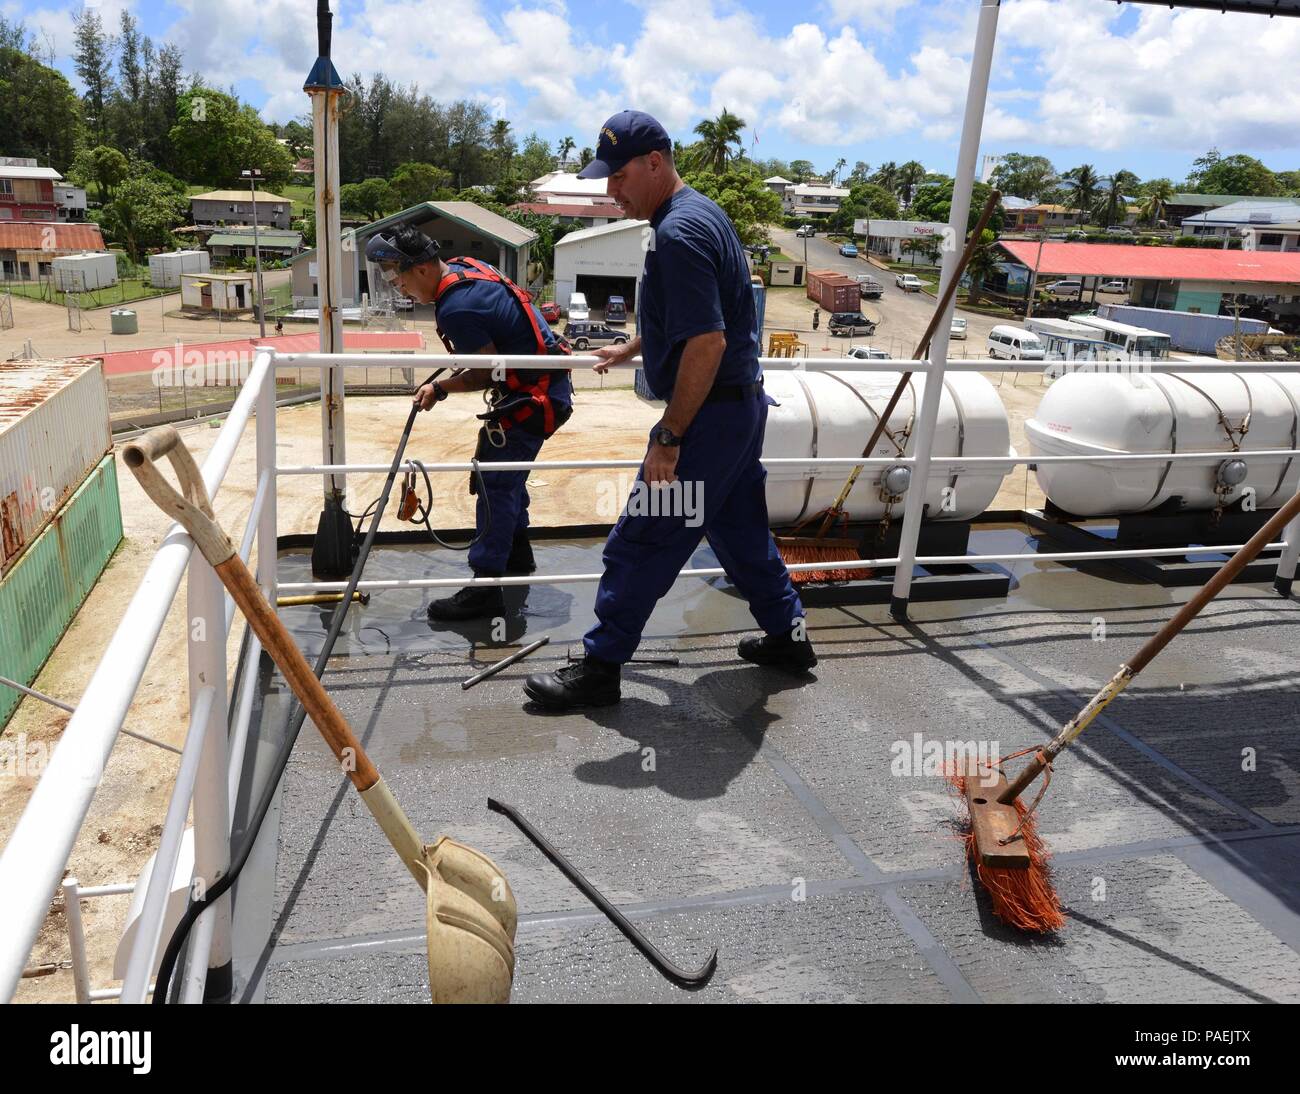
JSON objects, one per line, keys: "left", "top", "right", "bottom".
{"left": 987, "top": 325, "right": 1045, "bottom": 360}
{"left": 568, "top": 292, "right": 590, "bottom": 321}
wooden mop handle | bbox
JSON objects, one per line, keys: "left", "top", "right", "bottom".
{"left": 814, "top": 190, "right": 1002, "bottom": 539}
{"left": 123, "top": 427, "right": 381, "bottom": 791}
{"left": 1000, "top": 486, "right": 1300, "bottom": 805}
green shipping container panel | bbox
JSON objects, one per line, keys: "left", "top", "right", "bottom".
{"left": 1, "top": 455, "right": 124, "bottom": 728}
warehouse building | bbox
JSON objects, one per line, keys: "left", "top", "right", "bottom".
{"left": 552, "top": 219, "right": 648, "bottom": 314}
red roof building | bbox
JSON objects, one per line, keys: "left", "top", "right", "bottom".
{"left": 998, "top": 240, "right": 1300, "bottom": 284}
{"left": 998, "top": 240, "right": 1300, "bottom": 316}
{"left": 508, "top": 201, "right": 626, "bottom": 227}
{"left": 0, "top": 221, "right": 108, "bottom": 282}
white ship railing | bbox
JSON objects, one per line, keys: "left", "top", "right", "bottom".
{"left": 2, "top": 346, "right": 1298, "bottom": 1004}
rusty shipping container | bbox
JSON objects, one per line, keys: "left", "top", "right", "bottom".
{"left": 806, "top": 269, "right": 860, "bottom": 313}
{"left": 0, "top": 360, "right": 112, "bottom": 576}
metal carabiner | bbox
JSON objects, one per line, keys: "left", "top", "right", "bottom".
{"left": 484, "top": 421, "right": 507, "bottom": 448}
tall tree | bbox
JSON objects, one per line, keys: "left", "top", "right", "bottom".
{"left": 67, "top": 145, "right": 128, "bottom": 202}
{"left": 788, "top": 159, "right": 815, "bottom": 183}
{"left": 871, "top": 161, "right": 900, "bottom": 195}
{"left": 831, "top": 157, "right": 846, "bottom": 185}
{"left": 847, "top": 160, "right": 871, "bottom": 184}
{"left": 516, "top": 131, "right": 555, "bottom": 184}
{"left": 1187, "top": 150, "right": 1280, "bottom": 196}
{"left": 0, "top": 22, "right": 83, "bottom": 170}
{"left": 897, "top": 160, "right": 926, "bottom": 205}
{"left": 1095, "top": 169, "right": 1140, "bottom": 228}
{"left": 556, "top": 135, "right": 575, "bottom": 167}
{"left": 1062, "top": 164, "right": 1102, "bottom": 220}
{"left": 1138, "top": 178, "right": 1176, "bottom": 225}
{"left": 690, "top": 108, "right": 745, "bottom": 173}
{"left": 391, "top": 161, "right": 450, "bottom": 206}
{"left": 989, "top": 153, "right": 1057, "bottom": 201}
{"left": 73, "top": 9, "right": 113, "bottom": 147}
{"left": 489, "top": 118, "right": 515, "bottom": 179}
{"left": 111, "top": 11, "right": 144, "bottom": 153}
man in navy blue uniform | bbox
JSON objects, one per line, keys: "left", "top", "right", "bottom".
{"left": 365, "top": 225, "right": 572, "bottom": 621}
{"left": 524, "top": 110, "right": 814, "bottom": 709}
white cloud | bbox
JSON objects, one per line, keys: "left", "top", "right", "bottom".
{"left": 997, "top": 0, "right": 1300, "bottom": 153}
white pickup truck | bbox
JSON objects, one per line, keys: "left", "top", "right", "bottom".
{"left": 895, "top": 273, "right": 924, "bottom": 292}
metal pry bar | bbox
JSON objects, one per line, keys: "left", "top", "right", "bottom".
{"left": 487, "top": 797, "right": 718, "bottom": 990}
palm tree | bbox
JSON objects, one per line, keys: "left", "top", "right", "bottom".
{"left": 579, "top": 146, "right": 594, "bottom": 170}
{"left": 1063, "top": 164, "right": 1101, "bottom": 224}
{"left": 964, "top": 233, "right": 999, "bottom": 305}
{"left": 691, "top": 108, "right": 747, "bottom": 173}
{"left": 1139, "top": 178, "right": 1176, "bottom": 226}
{"left": 557, "top": 135, "right": 576, "bottom": 168}
{"left": 1095, "top": 169, "right": 1140, "bottom": 228}
{"left": 897, "top": 160, "right": 926, "bottom": 206}
{"left": 832, "top": 157, "right": 847, "bottom": 185}
{"left": 490, "top": 119, "right": 514, "bottom": 176}
{"left": 872, "top": 161, "right": 900, "bottom": 196}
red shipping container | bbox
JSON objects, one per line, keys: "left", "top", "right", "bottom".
{"left": 806, "top": 269, "right": 860, "bottom": 313}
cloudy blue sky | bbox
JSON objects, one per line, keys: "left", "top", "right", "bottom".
{"left": 8, "top": 0, "right": 1300, "bottom": 182}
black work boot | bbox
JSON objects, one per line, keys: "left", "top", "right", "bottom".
{"left": 523, "top": 656, "right": 621, "bottom": 709}
{"left": 505, "top": 528, "right": 535, "bottom": 575}
{"left": 426, "top": 582, "right": 506, "bottom": 622}
{"left": 738, "top": 626, "right": 817, "bottom": 673}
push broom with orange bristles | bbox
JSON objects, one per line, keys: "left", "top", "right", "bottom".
{"left": 776, "top": 189, "right": 1002, "bottom": 583}
{"left": 958, "top": 483, "right": 1300, "bottom": 933}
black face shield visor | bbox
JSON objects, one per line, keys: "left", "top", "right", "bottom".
{"left": 364, "top": 230, "right": 440, "bottom": 282}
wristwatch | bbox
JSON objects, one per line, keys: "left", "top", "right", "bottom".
{"left": 652, "top": 423, "right": 682, "bottom": 447}
{"left": 431, "top": 381, "right": 448, "bottom": 402}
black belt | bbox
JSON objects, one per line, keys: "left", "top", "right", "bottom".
{"left": 704, "top": 381, "right": 764, "bottom": 403}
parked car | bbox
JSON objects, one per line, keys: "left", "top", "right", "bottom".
{"left": 848, "top": 346, "right": 892, "bottom": 360}
{"left": 604, "top": 295, "right": 628, "bottom": 324}
{"left": 828, "top": 311, "right": 877, "bottom": 337}
{"left": 539, "top": 301, "right": 563, "bottom": 323}
{"left": 838, "top": 243, "right": 858, "bottom": 258}
{"left": 1105, "top": 225, "right": 1133, "bottom": 235}
{"left": 857, "top": 275, "right": 884, "bottom": 299}
{"left": 1099, "top": 280, "right": 1127, "bottom": 293}
{"left": 1045, "top": 279, "right": 1083, "bottom": 298}
{"left": 562, "top": 321, "right": 629, "bottom": 350}
{"left": 986, "top": 325, "right": 1045, "bottom": 360}
{"left": 568, "top": 292, "right": 590, "bottom": 321}
{"left": 949, "top": 316, "right": 967, "bottom": 340}
{"left": 896, "top": 273, "right": 924, "bottom": 292}
{"left": 1066, "top": 230, "right": 1087, "bottom": 241}
{"left": 795, "top": 225, "right": 815, "bottom": 238}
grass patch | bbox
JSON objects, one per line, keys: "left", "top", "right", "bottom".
{"left": 3, "top": 277, "right": 170, "bottom": 309}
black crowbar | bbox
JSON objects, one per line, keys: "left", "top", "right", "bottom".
{"left": 487, "top": 798, "right": 718, "bottom": 990}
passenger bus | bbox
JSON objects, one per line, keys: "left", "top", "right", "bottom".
{"left": 1068, "top": 314, "right": 1171, "bottom": 359}
{"left": 1024, "top": 317, "right": 1123, "bottom": 362}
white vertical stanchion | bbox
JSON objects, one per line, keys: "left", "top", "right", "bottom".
{"left": 1275, "top": 496, "right": 1300, "bottom": 598}
{"left": 889, "top": 0, "right": 1002, "bottom": 619}
{"left": 62, "top": 878, "right": 91, "bottom": 1004}
{"left": 257, "top": 353, "right": 279, "bottom": 601}
{"left": 185, "top": 561, "right": 233, "bottom": 1001}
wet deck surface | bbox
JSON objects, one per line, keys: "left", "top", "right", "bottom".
{"left": 232, "top": 528, "right": 1300, "bottom": 1003}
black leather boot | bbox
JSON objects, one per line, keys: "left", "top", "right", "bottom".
{"left": 505, "top": 528, "right": 535, "bottom": 575}
{"left": 737, "top": 626, "right": 817, "bottom": 672}
{"left": 523, "top": 656, "right": 621, "bottom": 709}
{"left": 426, "top": 582, "right": 506, "bottom": 621}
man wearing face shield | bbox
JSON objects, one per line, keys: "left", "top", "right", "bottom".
{"left": 364, "top": 225, "right": 573, "bottom": 620}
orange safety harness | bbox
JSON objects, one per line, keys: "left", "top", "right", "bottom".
{"left": 431, "top": 256, "right": 572, "bottom": 438}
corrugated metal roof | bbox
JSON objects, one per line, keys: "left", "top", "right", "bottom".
{"left": 0, "top": 165, "right": 61, "bottom": 181}
{"left": 0, "top": 361, "right": 98, "bottom": 431}
{"left": 998, "top": 240, "right": 1300, "bottom": 283}
{"left": 554, "top": 219, "right": 649, "bottom": 245}
{"left": 0, "top": 222, "right": 106, "bottom": 250}
{"left": 190, "top": 190, "right": 292, "bottom": 203}
{"left": 508, "top": 202, "right": 628, "bottom": 220}
{"left": 207, "top": 231, "right": 302, "bottom": 248}
{"left": 1181, "top": 200, "right": 1300, "bottom": 225}
{"left": 432, "top": 201, "right": 536, "bottom": 246}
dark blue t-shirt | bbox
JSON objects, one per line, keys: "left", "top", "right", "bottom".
{"left": 637, "top": 186, "right": 759, "bottom": 400}
{"left": 434, "top": 262, "right": 572, "bottom": 404}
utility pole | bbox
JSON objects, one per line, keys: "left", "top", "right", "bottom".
{"left": 1024, "top": 233, "right": 1045, "bottom": 320}
{"left": 241, "top": 168, "right": 267, "bottom": 337}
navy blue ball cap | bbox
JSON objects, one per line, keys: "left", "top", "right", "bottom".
{"left": 577, "top": 110, "right": 672, "bottom": 179}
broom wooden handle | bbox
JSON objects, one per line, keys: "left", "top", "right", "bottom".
{"left": 1000, "top": 485, "right": 1300, "bottom": 805}
{"left": 813, "top": 190, "right": 1001, "bottom": 539}
{"left": 123, "top": 427, "right": 381, "bottom": 792}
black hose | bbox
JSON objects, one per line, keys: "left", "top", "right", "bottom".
{"left": 153, "top": 368, "right": 449, "bottom": 1003}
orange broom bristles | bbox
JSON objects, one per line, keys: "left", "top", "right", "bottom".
{"left": 951, "top": 773, "right": 1066, "bottom": 934}
{"left": 775, "top": 537, "right": 872, "bottom": 584}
